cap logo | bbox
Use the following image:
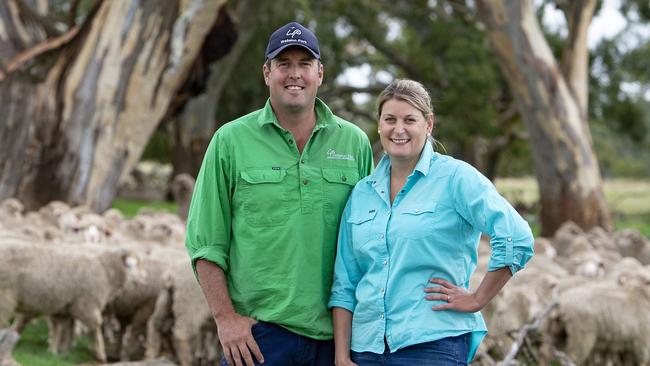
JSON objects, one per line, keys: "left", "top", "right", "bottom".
{"left": 286, "top": 27, "right": 302, "bottom": 38}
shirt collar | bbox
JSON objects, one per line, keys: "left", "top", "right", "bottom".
{"left": 257, "top": 98, "right": 340, "bottom": 130}
{"left": 367, "top": 140, "right": 436, "bottom": 187}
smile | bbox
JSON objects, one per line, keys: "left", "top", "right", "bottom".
{"left": 285, "top": 85, "right": 304, "bottom": 90}
{"left": 390, "top": 138, "right": 410, "bottom": 144}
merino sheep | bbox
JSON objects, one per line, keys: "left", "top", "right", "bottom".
{"left": 102, "top": 246, "right": 185, "bottom": 361}
{"left": 146, "top": 260, "right": 219, "bottom": 366}
{"left": 170, "top": 174, "right": 195, "bottom": 222}
{"left": 614, "top": 228, "right": 650, "bottom": 264}
{"left": 547, "top": 276, "right": 650, "bottom": 365}
{"left": 0, "top": 243, "right": 142, "bottom": 362}
{"left": 552, "top": 221, "right": 584, "bottom": 256}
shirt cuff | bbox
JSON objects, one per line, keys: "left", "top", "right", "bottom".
{"left": 327, "top": 299, "right": 356, "bottom": 312}
{"left": 189, "top": 245, "right": 228, "bottom": 277}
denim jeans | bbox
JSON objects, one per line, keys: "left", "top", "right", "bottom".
{"left": 351, "top": 333, "right": 471, "bottom": 366}
{"left": 220, "top": 321, "right": 334, "bottom": 366}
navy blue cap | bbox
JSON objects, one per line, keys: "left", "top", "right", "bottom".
{"left": 265, "top": 22, "right": 320, "bottom": 61}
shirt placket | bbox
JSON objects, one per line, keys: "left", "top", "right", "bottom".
{"left": 296, "top": 125, "right": 325, "bottom": 214}
{"left": 372, "top": 178, "right": 392, "bottom": 350}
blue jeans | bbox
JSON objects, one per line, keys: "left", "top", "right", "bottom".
{"left": 220, "top": 321, "right": 334, "bottom": 366}
{"left": 351, "top": 333, "right": 471, "bottom": 366}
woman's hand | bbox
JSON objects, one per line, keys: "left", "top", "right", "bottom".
{"left": 424, "top": 278, "right": 482, "bottom": 313}
{"left": 335, "top": 358, "right": 359, "bottom": 366}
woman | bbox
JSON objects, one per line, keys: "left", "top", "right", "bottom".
{"left": 329, "top": 79, "right": 534, "bottom": 365}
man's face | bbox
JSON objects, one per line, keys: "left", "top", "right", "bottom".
{"left": 263, "top": 47, "right": 323, "bottom": 114}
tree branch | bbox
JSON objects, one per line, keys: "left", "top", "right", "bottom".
{"left": 0, "top": 24, "right": 80, "bottom": 81}
{"left": 344, "top": 11, "right": 425, "bottom": 81}
{"left": 497, "top": 300, "right": 558, "bottom": 366}
{"left": 560, "top": 0, "right": 597, "bottom": 117}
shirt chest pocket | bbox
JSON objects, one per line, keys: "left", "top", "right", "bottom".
{"left": 346, "top": 209, "right": 377, "bottom": 251}
{"left": 400, "top": 202, "right": 439, "bottom": 238}
{"left": 322, "top": 168, "right": 360, "bottom": 227}
{"left": 238, "top": 169, "right": 289, "bottom": 227}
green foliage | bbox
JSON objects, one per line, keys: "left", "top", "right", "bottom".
{"left": 13, "top": 318, "right": 94, "bottom": 366}
{"left": 141, "top": 129, "right": 172, "bottom": 164}
{"left": 149, "top": 0, "right": 649, "bottom": 179}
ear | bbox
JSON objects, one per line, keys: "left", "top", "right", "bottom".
{"left": 427, "top": 115, "right": 434, "bottom": 134}
{"left": 317, "top": 62, "right": 323, "bottom": 86}
{"left": 263, "top": 63, "right": 271, "bottom": 86}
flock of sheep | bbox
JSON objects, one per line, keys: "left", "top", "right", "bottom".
{"left": 1, "top": 187, "right": 650, "bottom": 365}
{"left": 473, "top": 222, "right": 650, "bottom": 365}
{"left": 0, "top": 175, "right": 216, "bottom": 366}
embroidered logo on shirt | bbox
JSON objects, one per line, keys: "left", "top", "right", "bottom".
{"left": 326, "top": 149, "right": 355, "bottom": 161}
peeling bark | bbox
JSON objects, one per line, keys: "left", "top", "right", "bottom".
{"left": 0, "top": 0, "right": 230, "bottom": 211}
{"left": 476, "top": 0, "right": 611, "bottom": 236}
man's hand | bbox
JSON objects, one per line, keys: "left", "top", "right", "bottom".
{"left": 216, "top": 313, "right": 264, "bottom": 366}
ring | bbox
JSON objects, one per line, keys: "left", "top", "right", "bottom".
{"left": 447, "top": 294, "right": 450, "bottom": 302}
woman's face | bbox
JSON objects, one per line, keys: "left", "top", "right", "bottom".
{"left": 378, "top": 98, "right": 433, "bottom": 166}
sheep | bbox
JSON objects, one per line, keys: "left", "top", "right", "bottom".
{"left": 0, "top": 198, "right": 23, "bottom": 223}
{"left": 614, "top": 228, "right": 650, "bottom": 264}
{"left": 546, "top": 273, "right": 650, "bottom": 365}
{"left": 556, "top": 236, "right": 607, "bottom": 278}
{"left": 0, "top": 242, "right": 143, "bottom": 362}
{"left": 170, "top": 173, "right": 195, "bottom": 222}
{"left": 552, "top": 221, "right": 584, "bottom": 256}
{"left": 145, "top": 260, "right": 220, "bottom": 366}
{"left": 482, "top": 269, "right": 559, "bottom": 359}
{"left": 534, "top": 237, "right": 557, "bottom": 258}
{"left": 102, "top": 245, "right": 185, "bottom": 361}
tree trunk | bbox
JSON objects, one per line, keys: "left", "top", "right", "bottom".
{"left": 164, "top": 0, "right": 256, "bottom": 178}
{"left": 476, "top": 0, "right": 611, "bottom": 236}
{"left": 0, "top": 0, "right": 229, "bottom": 212}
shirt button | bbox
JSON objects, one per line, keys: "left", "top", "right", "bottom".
{"left": 300, "top": 159, "right": 305, "bottom": 164}
{"left": 507, "top": 237, "right": 513, "bottom": 242}
{"left": 380, "top": 190, "right": 385, "bottom": 194}
{"left": 303, "top": 179, "right": 308, "bottom": 185}
{"left": 341, "top": 176, "right": 347, "bottom": 182}
{"left": 358, "top": 219, "right": 362, "bottom": 223}
{"left": 380, "top": 313, "right": 385, "bottom": 319}
{"left": 383, "top": 260, "right": 388, "bottom": 265}
{"left": 289, "top": 140, "right": 294, "bottom": 145}
{"left": 415, "top": 209, "right": 420, "bottom": 213}
{"left": 380, "top": 288, "right": 385, "bottom": 293}
{"left": 379, "top": 233, "right": 384, "bottom": 239}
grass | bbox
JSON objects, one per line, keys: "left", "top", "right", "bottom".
{"left": 12, "top": 318, "right": 95, "bottom": 366}
{"left": 495, "top": 177, "right": 650, "bottom": 237}
{"left": 110, "top": 198, "right": 176, "bottom": 218}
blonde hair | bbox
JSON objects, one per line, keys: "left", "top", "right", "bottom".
{"left": 377, "top": 79, "right": 434, "bottom": 119}
{"left": 377, "top": 79, "right": 446, "bottom": 153}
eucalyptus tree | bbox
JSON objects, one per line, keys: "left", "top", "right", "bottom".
{"left": 0, "top": 0, "right": 234, "bottom": 211}
{"left": 475, "top": 0, "right": 612, "bottom": 235}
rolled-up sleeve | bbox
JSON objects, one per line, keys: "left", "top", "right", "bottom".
{"left": 452, "top": 163, "right": 534, "bottom": 275}
{"left": 328, "top": 198, "right": 363, "bottom": 312}
{"left": 185, "top": 132, "right": 232, "bottom": 275}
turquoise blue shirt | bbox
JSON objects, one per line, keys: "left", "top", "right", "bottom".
{"left": 328, "top": 142, "right": 534, "bottom": 362}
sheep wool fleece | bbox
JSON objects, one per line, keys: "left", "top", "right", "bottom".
{"left": 185, "top": 98, "right": 374, "bottom": 340}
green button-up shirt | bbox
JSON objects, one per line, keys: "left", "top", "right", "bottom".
{"left": 186, "top": 98, "right": 373, "bottom": 339}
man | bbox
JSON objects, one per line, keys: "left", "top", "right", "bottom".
{"left": 185, "top": 21, "right": 373, "bottom": 366}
